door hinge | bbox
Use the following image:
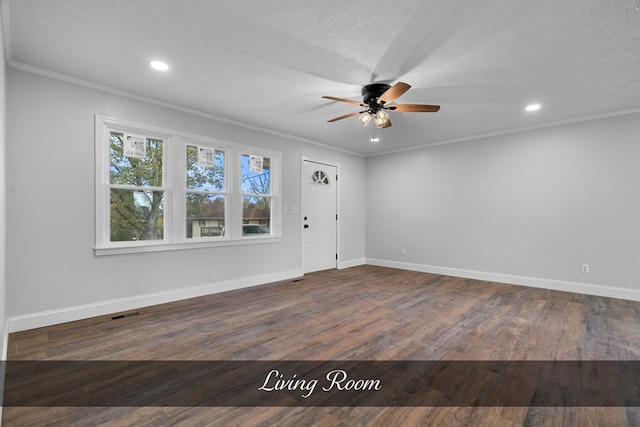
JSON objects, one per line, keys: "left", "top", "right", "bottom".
{"left": 336, "top": 253, "right": 338, "bottom": 260}
{"left": 336, "top": 214, "right": 338, "bottom": 221}
{"left": 336, "top": 175, "right": 338, "bottom": 181}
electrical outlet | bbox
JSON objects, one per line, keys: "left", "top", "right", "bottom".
{"left": 401, "top": 248, "right": 407, "bottom": 256}
{"left": 581, "top": 264, "right": 590, "bottom": 274}
{"left": 210, "top": 272, "right": 216, "bottom": 282}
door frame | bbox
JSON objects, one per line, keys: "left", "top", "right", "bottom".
{"left": 301, "top": 156, "right": 340, "bottom": 273}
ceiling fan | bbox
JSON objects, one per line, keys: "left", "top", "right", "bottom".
{"left": 322, "top": 82, "right": 440, "bottom": 129}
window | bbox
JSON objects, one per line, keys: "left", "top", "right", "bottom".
{"left": 108, "top": 132, "right": 166, "bottom": 242}
{"left": 310, "top": 170, "right": 330, "bottom": 185}
{"left": 186, "top": 145, "right": 226, "bottom": 239}
{"left": 241, "top": 154, "right": 272, "bottom": 236}
{"left": 95, "top": 117, "right": 281, "bottom": 254}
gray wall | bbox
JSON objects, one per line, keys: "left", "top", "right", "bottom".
{"left": 366, "top": 112, "right": 640, "bottom": 292}
{"left": 7, "top": 63, "right": 640, "bottom": 329}
{"left": 5, "top": 68, "right": 365, "bottom": 325}
{"left": 0, "top": 8, "right": 7, "bottom": 350}
{"left": 1, "top": 7, "right": 7, "bottom": 352}
{"left": 1, "top": 10, "right": 7, "bottom": 414}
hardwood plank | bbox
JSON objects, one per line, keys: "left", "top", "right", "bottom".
{"left": 4, "top": 265, "right": 639, "bottom": 426}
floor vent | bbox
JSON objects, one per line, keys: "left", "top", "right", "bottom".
{"left": 291, "top": 279, "right": 304, "bottom": 282}
{"left": 111, "top": 311, "right": 141, "bottom": 320}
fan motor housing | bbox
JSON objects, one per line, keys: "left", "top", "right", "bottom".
{"left": 361, "top": 83, "right": 391, "bottom": 111}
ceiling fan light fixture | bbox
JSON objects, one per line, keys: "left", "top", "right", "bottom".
{"left": 322, "top": 81, "right": 440, "bottom": 134}
{"left": 359, "top": 112, "right": 372, "bottom": 126}
{"left": 374, "top": 110, "right": 390, "bottom": 128}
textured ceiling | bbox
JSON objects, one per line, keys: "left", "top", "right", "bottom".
{"left": 4, "top": 0, "right": 640, "bottom": 155}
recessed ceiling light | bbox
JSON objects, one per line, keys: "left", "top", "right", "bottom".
{"left": 149, "top": 60, "right": 169, "bottom": 71}
{"left": 525, "top": 103, "right": 541, "bottom": 112}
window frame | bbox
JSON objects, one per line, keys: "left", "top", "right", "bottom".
{"left": 95, "top": 116, "right": 282, "bottom": 256}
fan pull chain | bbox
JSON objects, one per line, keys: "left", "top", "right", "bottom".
{"left": 371, "top": 126, "right": 379, "bottom": 142}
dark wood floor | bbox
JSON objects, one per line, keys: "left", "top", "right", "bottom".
{"left": 4, "top": 265, "right": 640, "bottom": 426}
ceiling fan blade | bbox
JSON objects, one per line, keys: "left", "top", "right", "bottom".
{"left": 327, "top": 111, "right": 364, "bottom": 122}
{"left": 378, "top": 82, "right": 411, "bottom": 105}
{"left": 390, "top": 104, "right": 441, "bottom": 112}
{"left": 321, "top": 96, "right": 365, "bottom": 106}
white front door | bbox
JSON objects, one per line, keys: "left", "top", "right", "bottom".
{"left": 302, "top": 160, "right": 337, "bottom": 273}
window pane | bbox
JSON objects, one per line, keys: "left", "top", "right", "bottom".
{"left": 186, "top": 145, "right": 225, "bottom": 191}
{"left": 241, "top": 155, "right": 270, "bottom": 195}
{"left": 110, "top": 133, "right": 163, "bottom": 187}
{"left": 242, "top": 196, "right": 271, "bottom": 235}
{"left": 110, "top": 188, "right": 164, "bottom": 241}
{"left": 186, "top": 194, "right": 225, "bottom": 238}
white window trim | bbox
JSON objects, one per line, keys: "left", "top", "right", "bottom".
{"left": 95, "top": 116, "right": 282, "bottom": 256}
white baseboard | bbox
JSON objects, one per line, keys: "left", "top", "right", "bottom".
{"left": 366, "top": 258, "right": 640, "bottom": 302}
{"left": 7, "top": 269, "right": 303, "bottom": 333}
{"left": 338, "top": 258, "right": 366, "bottom": 269}
{"left": 12, "top": 259, "right": 639, "bottom": 333}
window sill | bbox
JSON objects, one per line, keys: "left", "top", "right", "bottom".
{"left": 94, "top": 236, "right": 283, "bottom": 256}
